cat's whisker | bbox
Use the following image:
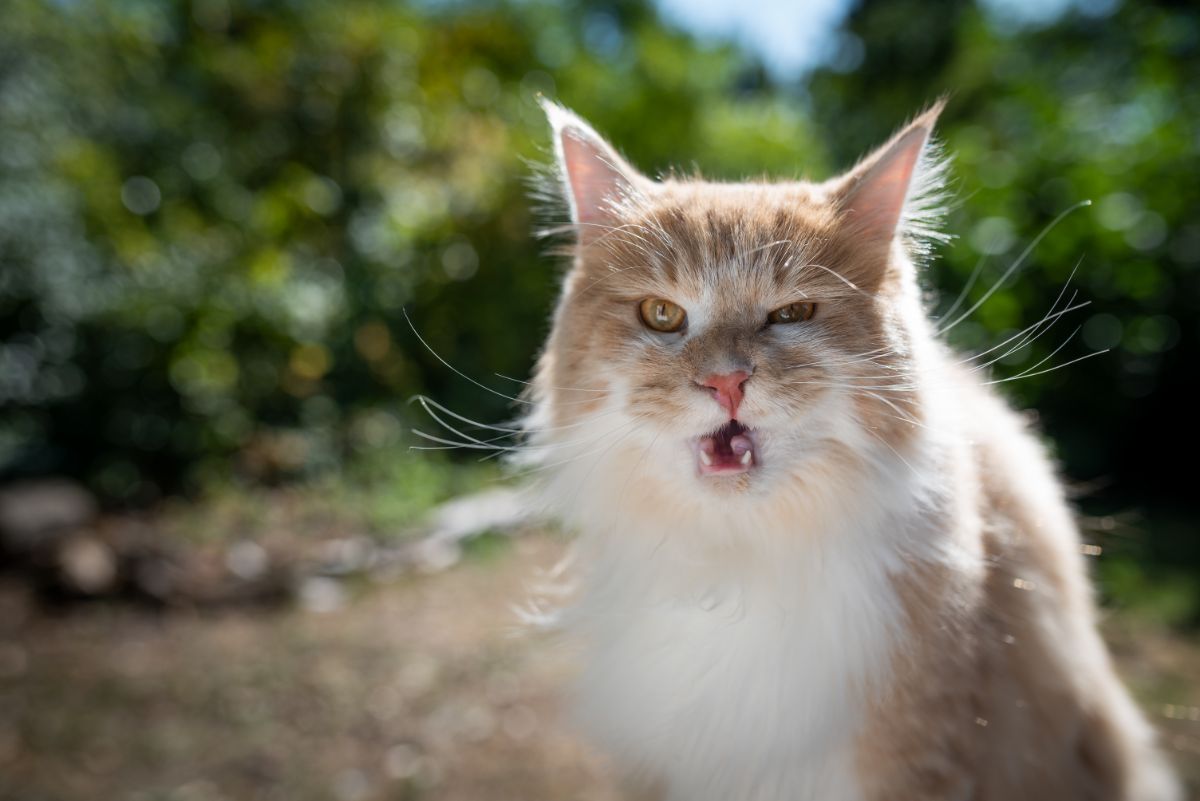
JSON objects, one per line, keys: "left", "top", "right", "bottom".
{"left": 935, "top": 252, "right": 988, "bottom": 324}
{"left": 572, "top": 261, "right": 654, "bottom": 299}
{"left": 783, "top": 377, "right": 923, "bottom": 393}
{"left": 854, "top": 288, "right": 1090, "bottom": 384}
{"left": 801, "top": 263, "right": 863, "bottom": 294}
{"left": 843, "top": 296, "right": 1087, "bottom": 384}
{"left": 539, "top": 223, "right": 661, "bottom": 265}
{"left": 579, "top": 220, "right": 669, "bottom": 260}
{"left": 412, "top": 396, "right": 628, "bottom": 465}
{"left": 411, "top": 395, "right": 525, "bottom": 435}
{"left": 935, "top": 200, "right": 1090, "bottom": 337}
{"left": 474, "top": 410, "right": 643, "bottom": 463}
{"left": 494, "top": 373, "right": 610, "bottom": 394}
{"left": 742, "top": 238, "right": 793, "bottom": 257}
{"left": 1010, "top": 325, "right": 1082, "bottom": 379}
{"left": 515, "top": 414, "right": 650, "bottom": 457}
{"left": 413, "top": 403, "right": 527, "bottom": 452}
{"left": 956, "top": 297, "right": 1085, "bottom": 375}
{"left": 796, "top": 269, "right": 1088, "bottom": 388}
{"left": 982, "top": 348, "right": 1108, "bottom": 387}
{"left": 800, "top": 346, "right": 900, "bottom": 370}
{"left": 410, "top": 429, "right": 517, "bottom": 452}
{"left": 943, "top": 260, "right": 1084, "bottom": 370}
{"left": 789, "top": 339, "right": 907, "bottom": 371}
{"left": 785, "top": 324, "right": 1102, "bottom": 395}
{"left": 412, "top": 396, "right": 638, "bottom": 457}
{"left": 404, "top": 310, "right": 618, "bottom": 409}
{"left": 861, "top": 424, "right": 922, "bottom": 478}
{"left": 507, "top": 415, "right": 653, "bottom": 479}
{"left": 857, "top": 390, "right": 928, "bottom": 430}
{"left": 802, "top": 257, "right": 1085, "bottom": 378}
{"left": 403, "top": 309, "right": 532, "bottom": 405}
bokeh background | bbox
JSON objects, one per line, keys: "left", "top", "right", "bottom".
{"left": 1, "top": 0, "right": 1197, "bottom": 799}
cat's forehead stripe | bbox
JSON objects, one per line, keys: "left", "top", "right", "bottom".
{"left": 580, "top": 179, "right": 863, "bottom": 303}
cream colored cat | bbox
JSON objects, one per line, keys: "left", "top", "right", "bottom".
{"left": 521, "top": 100, "right": 1180, "bottom": 801}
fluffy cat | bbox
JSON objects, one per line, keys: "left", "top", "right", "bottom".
{"left": 518, "top": 100, "right": 1180, "bottom": 801}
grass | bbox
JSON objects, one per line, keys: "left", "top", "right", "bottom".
{"left": 160, "top": 447, "right": 506, "bottom": 547}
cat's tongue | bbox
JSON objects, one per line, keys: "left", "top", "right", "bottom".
{"left": 697, "top": 420, "right": 756, "bottom": 475}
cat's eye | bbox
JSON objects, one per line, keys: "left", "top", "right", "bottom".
{"left": 767, "top": 301, "right": 816, "bottom": 325}
{"left": 638, "top": 298, "right": 687, "bottom": 333}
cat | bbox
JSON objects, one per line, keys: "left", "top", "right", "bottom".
{"left": 517, "top": 99, "right": 1181, "bottom": 801}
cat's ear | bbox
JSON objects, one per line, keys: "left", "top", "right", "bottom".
{"left": 541, "top": 100, "right": 648, "bottom": 231}
{"left": 830, "top": 100, "right": 950, "bottom": 263}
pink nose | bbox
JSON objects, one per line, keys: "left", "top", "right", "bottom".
{"left": 700, "top": 370, "right": 750, "bottom": 418}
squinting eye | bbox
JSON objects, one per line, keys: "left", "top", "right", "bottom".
{"left": 767, "top": 301, "right": 816, "bottom": 325}
{"left": 638, "top": 298, "right": 687, "bottom": 333}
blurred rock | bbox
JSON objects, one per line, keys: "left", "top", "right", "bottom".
{"left": 225, "top": 540, "right": 269, "bottom": 581}
{"left": 0, "top": 485, "right": 541, "bottom": 612}
{"left": 0, "top": 479, "right": 97, "bottom": 550}
{"left": 57, "top": 535, "right": 118, "bottom": 594}
{"left": 298, "top": 576, "right": 346, "bottom": 613}
{"left": 132, "top": 555, "right": 181, "bottom": 601}
{"left": 411, "top": 538, "right": 462, "bottom": 574}
{"left": 317, "top": 536, "right": 375, "bottom": 576}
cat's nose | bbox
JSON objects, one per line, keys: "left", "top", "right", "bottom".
{"left": 699, "top": 370, "right": 751, "bottom": 419}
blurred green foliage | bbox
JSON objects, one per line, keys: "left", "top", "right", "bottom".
{"left": 811, "top": 0, "right": 1199, "bottom": 512}
{"left": 810, "top": 0, "right": 1199, "bottom": 575}
{"left": 0, "top": 0, "right": 820, "bottom": 502}
{"left": 0, "top": 0, "right": 1196, "bottom": 570}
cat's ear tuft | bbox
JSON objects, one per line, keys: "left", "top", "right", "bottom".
{"left": 541, "top": 100, "right": 647, "bottom": 230}
{"left": 831, "top": 100, "right": 951, "bottom": 261}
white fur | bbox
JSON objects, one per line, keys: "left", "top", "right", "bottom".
{"left": 529, "top": 380, "right": 969, "bottom": 801}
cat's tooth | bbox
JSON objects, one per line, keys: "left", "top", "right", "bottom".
{"left": 740, "top": 450, "right": 753, "bottom": 466}
{"left": 699, "top": 451, "right": 713, "bottom": 467}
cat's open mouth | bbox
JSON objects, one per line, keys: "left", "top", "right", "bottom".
{"left": 696, "top": 420, "right": 757, "bottom": 476}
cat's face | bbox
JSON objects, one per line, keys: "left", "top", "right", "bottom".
{"left": 532, "top": 103, "right": 945, "bottom": 501}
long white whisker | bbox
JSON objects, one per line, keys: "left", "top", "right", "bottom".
{"left": 411, "top": 395, "right": 524, "bottom": 434}
{"left": 862, "top": 426, "right": 920, "bottom": 478}
{"left": 936, "top": 252, "right": 988, "bottom": 324}
{"left": 937, "top": 200, "right": 1090, "bottom": 336}
{"left": 508, "top": 416, "right": 651, "bottom": 479}
{"left": 859, "top": 391, "right": 928, "bottom": 430}
{"left": 494, "top": 373, "right": 609, "bottom": 394}
{"left": 1001, "top": 326, "right": 1082, "bottom": 381}
{"left": 404, "top": 309, "right": 530, "bottom": 405}
{"left": 982, "top": 349, "right": 1107, "bottom": 386}
{"left": 803, "top": 263, "right": 862, "bottom": 293}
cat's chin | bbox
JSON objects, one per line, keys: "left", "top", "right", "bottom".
{"left": 694, "top": 420, "right": 758, "bottom": 477}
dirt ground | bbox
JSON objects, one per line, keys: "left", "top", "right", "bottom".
{"left": 1, "top": 532, "right": 1197, "bottom": 801}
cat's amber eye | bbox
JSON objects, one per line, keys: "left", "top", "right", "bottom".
{"left": 638, "top": 298, "right": 687, "bottom": 333}
{"left": 767, "top": 301, "right": 816, "bottom": 325}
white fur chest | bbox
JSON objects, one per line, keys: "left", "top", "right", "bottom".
{"left": 565, "top": 515, "right": 905, "bottom": 801}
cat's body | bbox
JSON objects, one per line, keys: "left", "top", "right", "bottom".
{"left": 521, "top": 102, "right": 1180, "bottom": 800}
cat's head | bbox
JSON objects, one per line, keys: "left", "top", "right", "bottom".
{"left": 529, "top": 101, "right": 949, "bottom": 507}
